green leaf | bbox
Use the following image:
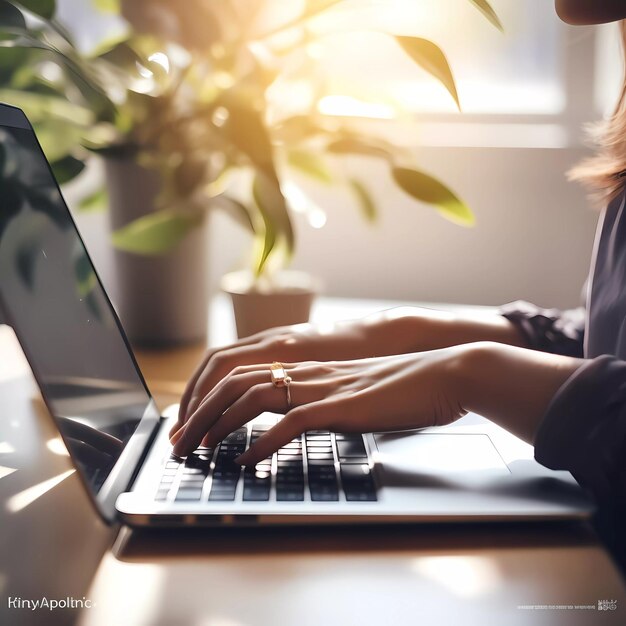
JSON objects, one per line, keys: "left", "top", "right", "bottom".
{"left": 349, "top": 179, "right": 376, "bottom": 223}
{"left": 78, "top": 188, "right": 108, "bottom": 213}
{"left": 216, "top": 195, "right": 256, "bottom": 234}
{"left": 220, "top": 98, "right": 276, "bottom": 180}
{"left": 111, "top": 210, "right": 200, "bottom": 255}
{"left": 392, "top": 167, "right": 475, "bottom": 226}
{"left": 0, "top": 32, "right": 116, "bottom": 120}
{"left": 0, "top": 1, "right": 26, "bottom": 30}
{"left": 32, "top": 119, "right": 84, "bottom": 162}
{"left": 468, "top": 0, "right": 503, "bottom": 31}
{"left": 51, "top": 155, "right": 84, "bottom": 184}
{"left": 252, "top": 173, "right": 294, "bottom": 275}
{"left": 395, "top": 36, "right": 460, "bottom": 110}
{"left": 14, "top": 0, "right": 55, "bottom": 19}
{"left": 0, "top": 88, "right": 93, "bottom": 125}
{"left": 327, "top": 137, "right": 392, "bottom": 160}
{"left": 287, "top": 149, "right": 333, "bottom": 184}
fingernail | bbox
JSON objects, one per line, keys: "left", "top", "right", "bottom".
{"left": 170, "top": 427, "right": 185, "bottom": 445}
{"left": 235, "top": 454, "right": 249, "bottom": 466}
{"left": 172, "top": 436, "right": 187, "bottom": 456}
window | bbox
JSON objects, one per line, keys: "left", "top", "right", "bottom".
{"left": 308, "top": 0, "right": 567, "bottom": 115}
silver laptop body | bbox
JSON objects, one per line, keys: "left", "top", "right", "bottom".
{"left": 0, "top": 103, "right": 593, "bottom": 527}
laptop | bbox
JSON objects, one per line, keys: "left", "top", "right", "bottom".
{"left": 0, "top": 102, "right": 593, "bottom": 527}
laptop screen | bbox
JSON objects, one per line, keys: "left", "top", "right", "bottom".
{"left": 0, "top": 114, "right": 156, "bottom": 502}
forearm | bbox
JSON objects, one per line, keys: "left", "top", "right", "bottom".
{"left": 362, "top": 307, "right": 528, "bottom": 356}
{"left": 451, "top": 342, "right": 583, "bottom": 444}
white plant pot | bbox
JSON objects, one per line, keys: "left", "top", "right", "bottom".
{"left": 222, "top": 270, "right": 319, "bottom": 339}
{"left": 105, "top": 157, "right": 209, "bottom": 347}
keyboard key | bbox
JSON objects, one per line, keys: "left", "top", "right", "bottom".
{"left": 337, "top": 439, "right": 367, "bottom": 458}
{"left": 243, "top": 485, "right": 271, "bottom": 501}
{"left": 155, "top": 489, "right": 170, "bottom": 501}
{"left": 335, "top": 433, "right": 361, "bottom": 441}
{"left": 281, "top": 442, "right": 302, "bottom": 450}
{"left": 183, "top": 467, "right": 207, "bottom": 475}
{"left": 309, "top": 472, "right": 337, "bottom": 483}
{"left": 186, "top": 455, "right": 211, "bottom": 469}
{"left": 344, "top": 490, "right": 377, "bottom": 501}
{"left": 180, "top": 476, "right": 206, "bottom": 486}
{"left": 213, "top": 469, "right": 240, "bottom": 479}
{"left": 308, "top": 464, "right": 335, "bottom": 476}
{"left": 340, "top": 463, "right": 371, "bottom": 479}
{"left": 224, "top": 429, "right": 247, "bottom": 444}
{"left": 307, "top": 458, "right": 337, "bottom": 466}
{"left": 277, "top": 459, "right": 303, "bottom": 467}
{"left": 277, "top": 473, "right": 304, "bottom": 483}
{"left": 277, "top": 475, "right": 304, "bottom": 487}
{"left": 340, "top": 464, "right": 377, "bottom": 501}
{"left": 310, "top": 485, "right": 339, "bottom": 501}
{"left": 278, "top": 452, "right": 302, "bottom": 458}
{"left": 212, "top": 478, "right": 239, "bottom": 488}
{"left": 217, "top": 448, "right": 244, "bottom": 458}
{"left": 305, "top": 441, "right": 333, "bottom": 449}
{"left": 160, "top": 474, "right": 175, "bottom": 483}
{"left": 165, "top": 461, "right": 181, "bottom": 469}
{"left": 307, "top": 452, "right": 334, "bottom": 460}
{"left": 214, "top": 462, "right": 240, "bottom": 473}
{"left": 176, "top": 488, "right": 203, "bottom": 501}
{"left": 276, "top": 487, "right": 304, "bottom": 501}
{"left": 209, "top": 490, "right": 236, "bottom": 501}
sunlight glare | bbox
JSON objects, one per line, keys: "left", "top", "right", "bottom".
{"left": 318, "top": 95, "right": 394, "bottom": 120}
{"left": 46, "top": 437, "right": 69, "bottom": 457}
{"left": 0, "top": 465, "right": 17, "bottom": 480}
{"left": 6, "top": 469, "right": 75, "bottom": 514}
{"left": 0, "top": 442, "right": 15, "bottom": 454}
{"left": 148, "top": 51, "right": 170, "bottom": 74}
{"left": 411, "top": 556, "right": 501, "bottom": 598}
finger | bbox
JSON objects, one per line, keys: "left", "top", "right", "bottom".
{"left": 172, "top": 370, "right": 270, "bottom": 456}
{"left": 236, "top": 403, "right": 329, "bottom": 466}
{"left": 173, "top": 338, "right": 263, "bottom": 436}
{"left": 183, "top": 344, "right": 276, "bottom": 421}
{"left": 203, "top": 380, "right": 325, "bottom": 449}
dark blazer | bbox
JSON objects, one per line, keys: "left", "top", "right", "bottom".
{"left": 501, "top": 189, "right": 626, "bottom": 574}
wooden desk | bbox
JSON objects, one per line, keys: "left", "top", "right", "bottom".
{"left": 1, "top": 297, "right": 625, "bottom": 626}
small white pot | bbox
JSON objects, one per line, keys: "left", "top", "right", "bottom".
{"left": 221, "top": 270, "right": 320, "bottom": 338}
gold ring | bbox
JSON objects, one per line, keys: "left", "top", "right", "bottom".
{"left": 270, "top": 362, "right": 292, "bottom": 408}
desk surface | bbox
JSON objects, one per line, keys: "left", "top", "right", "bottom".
{"left": 1, "top": 296, "right": 625, "bottom": 626}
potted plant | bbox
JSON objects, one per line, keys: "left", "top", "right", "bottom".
{"left": 0, "top": 0, "right": 500, "bottom": 341}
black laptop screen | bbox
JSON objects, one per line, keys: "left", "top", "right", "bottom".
{"left": 0, "top": 122, "right": 153, "bottom": 493}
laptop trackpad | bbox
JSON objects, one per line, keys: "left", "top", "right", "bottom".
{"left": 373, "top": 432, "right": 510, "bottom": 487}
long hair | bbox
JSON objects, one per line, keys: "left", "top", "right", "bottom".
{"left": 569, "top": 20, "right": 626, "bottom": 206}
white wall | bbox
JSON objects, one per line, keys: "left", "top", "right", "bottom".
{"left": 73, "top": 143, "right": 598, "bottom": 312}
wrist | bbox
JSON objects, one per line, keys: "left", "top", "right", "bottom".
{"left": 447, "top": 341, "right": 583, "bottom": 443}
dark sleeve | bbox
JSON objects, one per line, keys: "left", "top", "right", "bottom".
{"left": 499, "top": 300, "right": 585, "bottom": 358}
{"left": 534, "top": 355, "right": 626, "bottom": 569}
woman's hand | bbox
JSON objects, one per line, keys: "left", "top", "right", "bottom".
{"left": 171, "top": 347, "right": 468, "bottom": 465}
{"left": 171, "top": 308, "right": 525, "bottom": 438}
{"left": 170, "top": 341, "right": 584, "bottom": 466}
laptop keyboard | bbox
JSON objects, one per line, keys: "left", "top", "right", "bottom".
{"left": 155, "top": 427, "right": 377, "bottom": 503}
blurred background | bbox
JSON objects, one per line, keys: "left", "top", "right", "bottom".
{"left": 5, "top": 0, "right": 624, "bottom": 335}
